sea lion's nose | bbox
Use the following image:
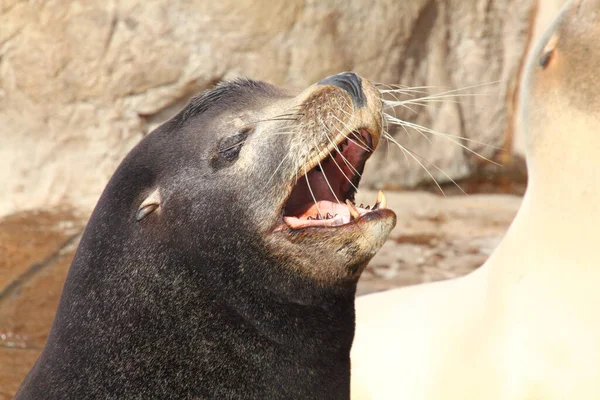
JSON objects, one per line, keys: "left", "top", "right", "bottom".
{"left": 318, "top": 72, "right": 366, "bottom": 108}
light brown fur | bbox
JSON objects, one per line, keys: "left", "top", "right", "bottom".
{"left": 351, "top": 1, "right": 600, "bottom": 398}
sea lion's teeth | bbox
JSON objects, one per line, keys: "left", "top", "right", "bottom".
{"left": 346, "top": 200, "right": 360, "bottom": 220}
{"left": 374, "top": 190, "right": 387, "bottom": 209}
{"left": 326, "top": 213, "right": 334, "bottom": 219}
{"left": 359, "top": 204, "right": 364, "bottom": 208}
{"left": 316, "top": 214, "right": 323, "bottom": 220}
{"left": 365, "top": 205, "right": 371, "bottom": 210}
{"left": 307, "top": 216, "right": 314, "bottom": 220}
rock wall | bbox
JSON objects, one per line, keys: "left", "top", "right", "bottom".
{"left": 1, "top": 0, "right": 551, "bottom": 216}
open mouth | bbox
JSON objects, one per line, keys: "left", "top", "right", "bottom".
{"left": 281, "top": 129, "right": 387, "bottom": 229}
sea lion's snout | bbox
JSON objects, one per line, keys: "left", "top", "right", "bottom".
{"left": 261, "top": 73, "right": 396, "bottom": 282}
{"left": 317, "top": 72, "right": 366, "bottom": 108}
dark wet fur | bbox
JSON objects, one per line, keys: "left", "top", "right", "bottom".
{"left": 15, "top": 80, "right": 357, "bottom": 400}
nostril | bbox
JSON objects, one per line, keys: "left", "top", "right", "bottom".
{"left": 317, "top": 72, "right": 366, "bottom": 108}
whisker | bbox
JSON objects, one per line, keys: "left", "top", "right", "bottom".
{"left": 304, "top": 164, "right": 322, "bottom": 218}
{"left": 384, "top": 132, "right": 468, "bottom": 195}
{"left": 385, "top": 114, "right": 503, "bottom": 158}
{"left": 256, "top": 117, "right": 301, "bottom": 122}
{"left": 314, "top": 140, "right": 341, "bottom": 205}
{"left": 318, "top": 115, "right": 362, "bottom": 179}
{"left": 379, "top": 81, "right": 501, "bottom": 116}
{"left": 329, "top": 98, "right": 373, "bottom": 150}
{"left": 372, "top": 83, "right": 408, "bottom": 133}
{"left": 329, "top": 113, "right": 372, "bottom": 152}
{"left": 382, "top": 95, "right": 486, "bottom": 110}
{"left": 382, "top": 133, "right": 447, "bottom": 196}
{"left": 322, "top": 131, "right": 361, "bottom": 194}
{"left": 350, "top": 130, "right": 370, "bottom": 149}
{"left": 389, "top": 102, "right": 421, "bottom": 115}
{"left": 321, "top": 120, "right": 363, "bottom": 178}
{"left": 373, "top": 82, "right": 441, "bottom": 93}
{"left": 378, "top": 80, "right": 501, "bottom": 96}
{"left": 265, "top": 152, "right": 291, "bottom": 188}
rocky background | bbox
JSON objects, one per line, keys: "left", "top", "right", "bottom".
{"left": 1, "top": 0, "right": 566, "bottom": 398}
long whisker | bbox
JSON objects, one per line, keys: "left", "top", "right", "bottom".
{"left": 314, "top": 140, "right": 341, "bottom": 205}
{"left": 329, "top": 113, "right": 372, "bottom": 152}
{"left": 329, "top": 98, "right": 373, "bottom": 151}
{"left": 377, "top": 80, "right": 501, "bottom": 96}
{"left": 382, "top": 87, "right": 505, "bottom": 150}
{"left": 252, "top": 110, "right": 305, "bottom": 125}
{"left": 304, "top": 164, "right": 322, "bottom": 218}
{"left": 373, "top": 83, "right": 402, "bottom": 136}
{"left": 385, "top": 114, "right": 503, "bottom": 162}
{"left": 265, "top": 152, "right": 291, "bottom": 188}
{"left": 379, "top": 81, "right": 501, "bottom": 116}
{"left": 382, "top": 95, "right": 487, "bottom": 110}
{"left": 383, "top": 132, "right": 467, "bottom": 195}
{"left": 318, "top": 117, "right": 362, "bottom": 178}
{"left": 255, "top": 117, "right": 301, "bottom": 122}
{"left": 322, "top": 131, "right": 361, "bottom": 194}
{"left": 382, "top": 133, "right": 445, "bottom": 195}
{"left": 373, "top": 82, "right": 442, "bottom": 93}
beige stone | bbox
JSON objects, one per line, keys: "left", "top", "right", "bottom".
{"left": 1, "top": 0, "right": 537, "bottom": 217}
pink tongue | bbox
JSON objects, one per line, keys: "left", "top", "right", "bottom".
{"left": 298, "top": 201, "right": 351, "bottom": 218}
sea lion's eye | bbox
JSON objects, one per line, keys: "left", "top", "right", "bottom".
{"left": 540, "top": 34, "right": 558, "bottom": 69}
{"left": 136, "top": 188, "right": 161, "bottom": 222}
{"left": 219, "top": 128, "right": 251, "bottom": 161}
{"left": 539, "top": 50, "right": 554, "bottom": 68}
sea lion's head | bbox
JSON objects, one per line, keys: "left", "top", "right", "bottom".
{"left": 521, "top": 0, "right": 600, "bottom": 171}
{"left": 17, "top": 74, "right": 395, "bottom": 398}
{"left": 121, "top": 72, "right": 395, "bottom": 293}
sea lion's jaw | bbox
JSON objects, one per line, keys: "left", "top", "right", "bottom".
{"left": 279, "top": 128, "right": 389, "bottom": 230}
{"left": 276, "top": 75, "right": 393, "bottom": 230}
{"left": 266, "top": 73, "right": 396, "bottom": 281}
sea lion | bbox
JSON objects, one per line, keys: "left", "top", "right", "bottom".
{"left": 350, "top": 1, "right": 600, "bottom": 399}
{"left": 15, "top": 72, "right": 396, "bottom": 399}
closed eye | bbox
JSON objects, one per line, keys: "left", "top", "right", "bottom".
{"left": 219, "top": 127, "right": 252, "bottom": 160}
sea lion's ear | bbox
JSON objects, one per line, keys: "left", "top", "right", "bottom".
{"left": 136, "top": 188, "right": 161, "bottom": 222}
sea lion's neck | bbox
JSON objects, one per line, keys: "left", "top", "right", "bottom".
{"left": 31, "top": 248, "right": 355, "bottom": 399}
{"left": 486, "top": 176, "right": 600, "bottom": 280}
{"left": 496, "top": 107, "right": 600, "bottom": 269}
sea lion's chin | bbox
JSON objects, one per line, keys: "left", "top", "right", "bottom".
{"left": 269, "top": 207, "right": 396, "bottom": 281}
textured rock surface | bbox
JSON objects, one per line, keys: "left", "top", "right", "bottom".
{"left": 0, "top": 192, "right": 520, "bottom": 398}
{"left": 0, "top": 0, "right": 538, "bottom": 217}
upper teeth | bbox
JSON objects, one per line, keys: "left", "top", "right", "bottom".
{"left": 374, "top": 190, "right": 387, "bottom": 209}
